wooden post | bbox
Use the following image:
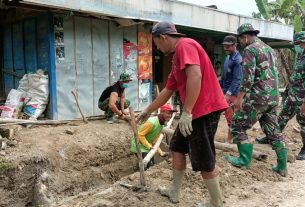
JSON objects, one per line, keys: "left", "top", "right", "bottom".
{"left": 129, "top": 107, "right": 147, "bottom": 188}
{"left": 71, "top": 91, "right": 88, "bottom": 124}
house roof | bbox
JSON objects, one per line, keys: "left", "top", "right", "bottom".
{"left": 20, "top": 0, "right": 293, "bottom": 43}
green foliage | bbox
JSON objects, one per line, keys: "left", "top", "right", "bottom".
{"left": 254, "top": 0, "right": 305, "bottom": 31}
{"left": 279, "top": 0, "right": 296, "bottom": 15}
{"left": 255, "top": 0, "right": 272, "bottom": 19}
{"left": 0, "top": 159, "right": 12, "bottom": 170}
{"left": 294, "top": 15, "right": 303, "bottom": 32}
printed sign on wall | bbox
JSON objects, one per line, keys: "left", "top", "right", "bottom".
{"left": 138, "top": 32, "right": 152, "bottom": 80}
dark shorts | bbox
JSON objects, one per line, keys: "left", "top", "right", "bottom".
{"left": 170, "top": 111, "right": 220, "bottom": 172}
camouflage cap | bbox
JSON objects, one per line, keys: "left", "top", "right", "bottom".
{"left": 237, "top": 23, "right": 260, "bottom": 36}
{"left": 294, "top": 31, "right": 305, "bottom": 44}
{"left": 118, "top": 73, "right": 132, "bottom": 82}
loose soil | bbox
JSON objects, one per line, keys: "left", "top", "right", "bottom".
{"left": 0, "top": 114, "right": 304, "bottom": 207}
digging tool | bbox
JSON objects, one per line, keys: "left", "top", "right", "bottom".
{"left": 129, "top": 107, "right": 147, "bottom": 191}
{"left": 71, "top": 91, "right": 88, "bottom": 124}
{"left": 161, "top": 128, "right": 268, "bottom": 161}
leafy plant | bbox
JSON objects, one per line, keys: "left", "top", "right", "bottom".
{"left": 0, "top": 159, "right": 12, "bottom": 170}
{"left": 254, "top": 0, "right": 305, "bottom": 32}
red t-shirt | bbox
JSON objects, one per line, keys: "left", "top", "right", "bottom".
{"left": 166, "top": 38, "right": 228, "bottom": 119}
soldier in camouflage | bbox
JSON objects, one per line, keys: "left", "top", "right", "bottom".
{"left": 256, "top": 31, "right": 305, "bottom": 160}
{"left": 226, "top": 23, "right": 288, "bottom": 177}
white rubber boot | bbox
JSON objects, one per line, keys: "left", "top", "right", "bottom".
{"left": 158, "top": 169, "right": 185, "bottom": 203}
{"left": 196, "top": 176, "right": 223, "bottom": 207}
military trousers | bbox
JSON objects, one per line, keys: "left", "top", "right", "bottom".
{"left": 231, "top": 102, "right": 284, "bottom": 143}
{"left": 278, "top": 94, "right": 305, "bottom": 143}
{"left": 98, "top": 98, "right": 130, "bottom": 118}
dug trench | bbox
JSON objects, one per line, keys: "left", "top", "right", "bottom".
{"left": 0, "top": 121, "right": 140, "bottom": 207}
{"left": 0, "top": 116, "right": 304, "bottom": 207}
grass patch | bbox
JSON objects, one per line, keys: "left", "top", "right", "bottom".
{"left": 0, "top": 159, "right": 12, "bottom": 170}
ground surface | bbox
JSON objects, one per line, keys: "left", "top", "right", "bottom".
{"left": 0, "top": 114, "right": 304, "bottom": 207}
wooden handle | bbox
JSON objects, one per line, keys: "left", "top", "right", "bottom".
{"left": 129, "top": 107, "right": 146, "bottom": 187}
{"left": 71, "top": 91, "right": 88, "bottom": 124}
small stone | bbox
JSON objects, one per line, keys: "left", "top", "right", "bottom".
{"left": 65, "top": 129, "right": 74, "bottom": 135}
{"left": 0, "top": 151, "right": 6, "bottom": 156}
{"left": 252, "top": 126, "right": 261, "bottom": 131}
{"left": 0, "top": 128, "right": 14, "bottom": 139}
{"left": 1, "top": 142, "right": 7, "bottom": 150}
{"left": 40, "top": 171, "right": 49, "bottom": 183}
{"left": 293, "top": 126, "right": 300, "bottom": 133}
{"left": 128, "top": 176, "right": 135, "bottom": 181}
{"left": 7, "top": 140, "right": 18, "bottom": 147}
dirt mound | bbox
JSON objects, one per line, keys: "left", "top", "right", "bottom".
{"left": 0, "top": 115, "right": 304, "bottom": 207}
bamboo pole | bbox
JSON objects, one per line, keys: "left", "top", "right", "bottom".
{"left": 129, "top": 107, "right": 147, "bottom": 188}
{"left": 142, "top": 112, "right": 176, "bottom": 168}
{"left": 161, "top": 128, "right": 268, "bottom": 161}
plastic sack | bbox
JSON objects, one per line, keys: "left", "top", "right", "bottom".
{"left": 1, "top": 89, "right": 25, "bottom": 118}
{"left": 18, "top": 71, "right": 49, "bottom": 120}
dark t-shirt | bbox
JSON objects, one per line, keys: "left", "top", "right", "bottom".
{"left": 99, "top": 82, "right": 124, "bottom": 103}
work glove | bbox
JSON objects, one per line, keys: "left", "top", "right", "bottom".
{"left": 136, "top": 109, "right": 151, "bottom": 124}
{"left": 179, "top": 111, "right": 193, "bottom": 137}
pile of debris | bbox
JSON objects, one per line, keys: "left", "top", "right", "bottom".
{"left": 0, "top": 69, "right": 49, "bottom": 121}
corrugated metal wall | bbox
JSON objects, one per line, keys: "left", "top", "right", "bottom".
{"left": 55, "top": 15, "right": 150, "bottom": 120}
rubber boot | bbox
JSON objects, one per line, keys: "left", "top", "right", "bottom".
{"left": 158, "top": 169, "right": 185, "bottom": 203}
{"left": 195, "top": 176, "right": 223, "bottom": 207}
{"left": 296, "top": 146, "right": 305, "bottom": 160}
{"left": 226, "top": 143, "right": 253, "bottom": 167}
{"left": 255, "top": 136, "right": 270, "bottom": 144}
{"left": 272, "top": 141, "right": 288, "bottom": 177}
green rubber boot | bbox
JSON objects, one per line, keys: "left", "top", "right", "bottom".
{"left": 226, "top": 143, "right": 253, "bottom": 167}
{"left": 272, "top": 141, "right": 288, "bottom": 177}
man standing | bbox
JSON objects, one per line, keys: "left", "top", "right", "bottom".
{"left": 98, "top": 73, "right": 131, "bottom": 124}
{"left": 130, "top": 103, "right": 176, "bottom": 169}
{"left": 226, "top": 23, "right": 288, "bottom": 177}
{"left": 137, "top": 21, "right": 228, "bottom": 207}
{"left": 220, "top": 35, "right": 242, "bottom": 143}
{"left": 256, "top": 31, "right": 305, "bottom": 160}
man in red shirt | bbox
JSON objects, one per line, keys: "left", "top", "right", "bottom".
{"left": 137, "top": 21, "right": 228, "bottom": 207}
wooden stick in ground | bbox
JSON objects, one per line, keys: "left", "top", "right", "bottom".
{"left": 71, "top": 91, "right": 88, "bottom": 124}
{"left": 142, "top": 112, "right": 176, "bottom": 168}
{"left": 161, "top": 128, "right": 268, "bottom": 161}
{"left": 129, "top": 107, "right": 147, "bottom": 188}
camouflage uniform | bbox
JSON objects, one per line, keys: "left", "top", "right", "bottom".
{"left": 277, "top": 32, "right": 305, "bottom": 159}
{"left": 98, "top": 73, "right": 131, "bottom": 123}
{"left": 231, "top": 35, "right": 283, "bottom": 143}
{"left": 226, "top": 23, "right": 287, "bottom": 177}
{"left": 256, "top": 32, "right": 305, "bottom": 160}
{"left": 99, "top": 98, "right": 130, "bottom": 119}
